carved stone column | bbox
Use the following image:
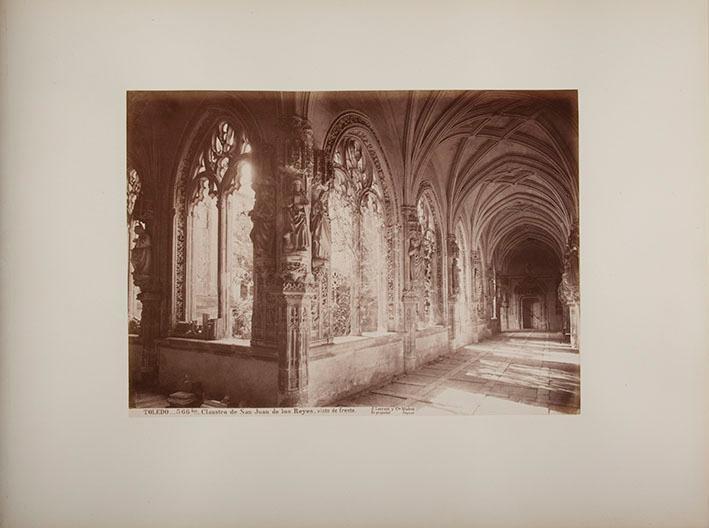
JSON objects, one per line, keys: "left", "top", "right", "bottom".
{"left": 499, "top": 279, "right": 509, "bottom": 331}
{"left": 447, "top": 234, "right": 460, "bottom": 350}
{"left": 471, "top": 250, "right": 484, "bottom": 342}
{"left": 131, "top": 218, "right": 162, "bottom": 384}
{"left": 402, "top": 204, "right": 422, "bottom": 372}
{"left": 275, "top": 116, "right": 315, "bottom": 406}
{"left": 309, "top": 150, "right": 333, "bottom": 345}
{"left": 559, "top": 223, "right": 580, "bottom": 348}
{"left": 214, "top": 194, "right": 230, "bottom": 339}
{"left": 568, "top": 303, "right": 580, "bottom": 348}
{"left": 250, "top": 145, "right": 278, "bottom": 349}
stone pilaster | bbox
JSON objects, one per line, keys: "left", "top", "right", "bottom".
{"left": 471, "top": 249, "right": 484, "bottom": 342}
{"left": 131, "top": 217, "right": 162, "bottom": 383}
{"left": 447, "top": 234, "right": 460, "bottom": 350}
{"left": 558, "top": 222, "right": 580, "bottom": 348}
{"left": 309, "top": 150, "right": 333, "bottom": 345}
{"left": 275, "top": 116, "right": 315, "bottom": 406}
{"left": 250, "top": 145, "right": 278, "bottom": 349}
{"left": 402, "top": 204, "right": 422, "bottom": 372}
{"left": 214, "top": 193, "right": 230, "bottom": 339}
{"left": 277, "top": 282, "right": 312, "bottom": 406}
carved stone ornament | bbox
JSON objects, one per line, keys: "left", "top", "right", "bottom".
{"left": 310, "top": 153, "right": 333, "bottom": 262}
{"left": 324, "top": 112, "right": 401, "bottom": 331}
{"left": 407, "top": 228, "right": 423, "bottom": 284}
{"left": 127, "top": 168, "right": 141, "bottom": 220}
{"left": 280, "top": 261, "right": 314, "bottom": 293}
{"left": 282, "top": 174, "right": 310, "bottom": 252}
{"left": 280, "top": 116, "right": 314, "bottom": 172}
{"left": 448, "top": 235, "right": 461, "bottom": 296}
{"left": 559, "top": 223, "right": 580, "bottom": 304}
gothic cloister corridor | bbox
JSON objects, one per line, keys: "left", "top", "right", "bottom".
{"left": 6, "top": 4, "right": 709, "bottom": 527}
{"left": 127, "top": 90, "right": 580, "bottom": 409}
{"left": 336, "top": 332, "right": 580, "bottom": 414}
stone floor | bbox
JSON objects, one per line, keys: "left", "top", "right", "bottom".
{"left": 335, "top": 331, "right": 580, "bottom": 415}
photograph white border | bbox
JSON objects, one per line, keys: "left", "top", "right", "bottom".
{"left": 1, "top": 1, "right": 707, "bottom": 527}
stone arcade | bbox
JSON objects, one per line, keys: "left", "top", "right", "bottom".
{"left": 127, "top": 90, "right": 580, "bottom": 411}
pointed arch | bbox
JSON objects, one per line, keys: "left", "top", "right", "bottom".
{"left": 323, "top": 111, "right": 403, "bottom": 335}
{"left": 171, "top": 107, "right": 261, "bottom": 337}
{"left": 415, "top": 184, "right": 446, "bottom": 328}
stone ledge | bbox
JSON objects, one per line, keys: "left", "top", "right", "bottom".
{"left": 156, "top": 337, "right": 278, "bottom": 361}
{"left": 415, "top": 325, "right": 448, "bottom": 338}
{"left": 310, "top": 332, "right": 402, "bottom": 361}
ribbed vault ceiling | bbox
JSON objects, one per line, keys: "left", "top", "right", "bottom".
{"left": 311, "top": 90, "right": 579, "bottom": 272}
{"left": 129, "top": 90, "right": 578, "bottom": 273}
{"left": 313, "top": 90, "right": 578, "bottom": 275}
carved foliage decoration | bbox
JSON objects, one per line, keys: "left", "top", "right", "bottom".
{"left": 279, "top": 299, "right": 309, "bottom": 393}
{"left": 416, "top": 192, "right": 443, "bottom": 327}
{"left": 472, "top": 250, "right": 485, "bottom": 317}
{"left": 306, "top": 150, "right": 333, "bottom": 343}
{"left": 448, "top": 234, "right": 461, "bottom": 296}
{"left": 280, "top": 116, "right": 314, "bottom": 173}
{"left": 559, "top": 222, "right": 580, "bottom": 304}
{"left": 127, "top": 168, "right": 142, "bottom": 221}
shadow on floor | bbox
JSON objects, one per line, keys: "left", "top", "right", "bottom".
{"left": 337, "top": 332, "right": 580, "bottom": 415}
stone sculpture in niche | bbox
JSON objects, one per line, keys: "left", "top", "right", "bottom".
{"left": 449, "top": 237, "right": 461, "bottom": 295}
{"left": 283, "top": 176, "right": 309, "bottom": 251}
{"left": 250, "top": 177, "right": 275, "bottom": 259}
{"left": 559, "top": 223, "right": 580, "bottom": 304}
{"left": 131, "top": 222, "right": 152, "bottom": 276}
{"left": 310, "top": 178, "right": 332, "bottom": 261}
{"left": 250, "top": 206, "right": 273, "bottom": 257}
{"left": 407, "top": 229, "right": 423, "bottom": 283}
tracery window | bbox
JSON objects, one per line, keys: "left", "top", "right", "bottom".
{"left": 360, "top": 190, "right": 386, "bottom": 332}
{"left": 184, "top": 120, "right": 255, "bottom": 340}
{"left": 416, "top": 193, "right": 444, "bottom": 327}
{"left": 329, "top": 137, "right": 388, "bottom": 337}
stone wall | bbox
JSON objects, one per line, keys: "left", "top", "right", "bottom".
{"left": 308, "top": 333, "right": 404, "bottom": 406}
{"left": 157, "top": 339, "right": 279, "bottom": 407}
{"left": 156, "top": 328, "right": 451, "bottom": 408}
{"left": 454, "top": 323, "right": 474, "bottom": 350}
{"left": 414, "top": 326, "right": 449, "bottom": 367}
{"left": 128, "top": 335, "right": 142, "bottom": 383}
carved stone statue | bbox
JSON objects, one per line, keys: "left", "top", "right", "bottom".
{"left": 559, "top": 223, "right": 580, "bottom": 304}
{"left": 310, "top": 179, "right": 332, "bottom": 261}
{"left": 449, "top": 238, "right": 460, "bottom": 295}
{"left": 249, "top": 179, "right": 275, "bottom": 258}
{"left": 422, "top": 233, "right": 434, "bottom": 284}
{"left": 473, "top": 266, "right": 482, "bottom": 300}
{"left": 283, "top": 177, "right": 309, "bottom": 251}
{"left": 408, "top": 229, "right": 423, "bottom": 283}
{"left": 131, "top": 223, "right": 152, "bottom": 276}
{"left": 249, "top": 207, "right": 273, "bottom": 257}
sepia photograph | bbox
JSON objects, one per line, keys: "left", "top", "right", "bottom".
{"left": 2, "top": 1, "right": 707, "bottom": 527}
{"left": 128, "top": 90, "right": 580, "bottom": 414}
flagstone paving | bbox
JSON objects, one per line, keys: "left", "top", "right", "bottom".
{"left": 335, "top": 331, "right": 580, "bottom": 415}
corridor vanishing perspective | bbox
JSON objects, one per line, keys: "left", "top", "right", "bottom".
{"left": 336, "top": 332, "right": 580, "bottom": 414}
{"left": 127, "top": 90, "right": 580, "bottom": 413}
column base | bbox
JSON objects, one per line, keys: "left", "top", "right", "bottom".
{"left": 278, "top": 388, "right": 309, "bottom": 407}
